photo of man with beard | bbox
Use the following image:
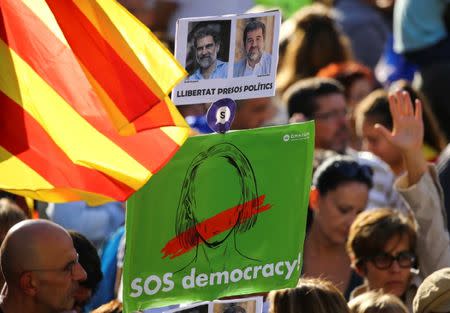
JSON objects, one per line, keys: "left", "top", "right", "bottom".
{"left": 234, "top": 19, "right": 272, "bottom": 77}
{"left": 187, "top": 24, "right": 229, "bottom": 81}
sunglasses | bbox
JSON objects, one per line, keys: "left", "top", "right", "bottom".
{"left": 369, "top": 251, "right": 416, "bottom": 270}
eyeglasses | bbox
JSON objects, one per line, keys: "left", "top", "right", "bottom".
{"left": 313, "top": 108, "right": 348, "bottom": 121}
{"left": 369, "top": 251, "right": 416, "bottom": 270}
{"left": 25, "top": 253, "right": 79, "bottom": 277}
{"left": 331, "top": 160, "right": 374, "bottom": 182}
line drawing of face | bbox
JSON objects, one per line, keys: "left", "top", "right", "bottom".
{"left": 195, "top": 35, "right": 219, "bottom": 71}
{"left": 174, "top": 143, "right": 260, "bottom": 268}
{"left": 192, "top": 160, "right": 242, "bottom": 244}
{"left": 245, "top": 27, "right": 264, "bottom": 64}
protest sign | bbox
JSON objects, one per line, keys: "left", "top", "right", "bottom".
{"left": 172, "top": 11, "right": 281, "bottom": 105}
{"left": 124, "top": 122, "right": 314, "bottom": 312}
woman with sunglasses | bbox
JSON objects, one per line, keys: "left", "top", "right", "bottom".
{"left": 304, "top": 154, "right": 373, "bottom": 299}
{"left": 346, "top": 91, "right": 450, "bottom": 311}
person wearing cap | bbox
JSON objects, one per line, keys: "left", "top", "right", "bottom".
{"left": 413, "top": 267, "right": 450, "bottom": 313}
{"left": 346, "top": 91, "right": 450, "bottom": 311}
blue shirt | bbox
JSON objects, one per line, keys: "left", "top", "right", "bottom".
{"left": 188, "top": 59, "right": 228, "bottom": 80}
{"left": 233, "top": 52, "right": 272, "bottom": 77}
{"left": 50, "top": 201, "right": 125, "bottom": 249}
{"left": 394, "top": 0, "right": 450, "bottom": 53}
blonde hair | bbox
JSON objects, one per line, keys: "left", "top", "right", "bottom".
{"left": 268, "top": 278, "right": 350, "bottom": 313}
{"left": 349, "top": 291, "right": 408, "bottom": 313}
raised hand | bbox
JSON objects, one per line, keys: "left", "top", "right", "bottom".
{"left": 374, "top": 90, "right": 423, "bottom": 155}
{"left": 375, "top": 90, "right": 426, "bottom": 184}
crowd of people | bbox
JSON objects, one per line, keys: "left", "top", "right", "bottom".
{"left": 1, "top": 0, "right": 450, "bottom": 312}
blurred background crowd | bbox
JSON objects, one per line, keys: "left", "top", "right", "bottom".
{"left": 2, "top": 0, "right": 450, "bottom": 312}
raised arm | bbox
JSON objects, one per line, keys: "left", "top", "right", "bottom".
{"left": 374, "top": 90, "right": 427, "bottom": 186}
{"left": 376, "top": 90, "right": 450, "bottom": 278}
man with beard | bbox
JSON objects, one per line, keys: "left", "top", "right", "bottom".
{"left": 234, "top": 20, "right": 272, "bottom": 77}
{"left": 188, "top": 26, "right": 228, "bottom": 80}
{"left": 285, "top": 78, "right": 349, "bottom": 154}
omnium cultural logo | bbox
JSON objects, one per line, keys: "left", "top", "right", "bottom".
{"left": 283, "top": 132, "right": 309, "bottom": 142}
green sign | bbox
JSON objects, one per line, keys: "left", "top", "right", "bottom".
{"left": 255, "top": 0, "right": 312, "bottom": 18}
{"left": 124, "top": 122, "right": 314, "bottom": 312}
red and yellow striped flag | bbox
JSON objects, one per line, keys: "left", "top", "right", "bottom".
{"left": 0, "top": 0, "right": 189, "bottom": 205}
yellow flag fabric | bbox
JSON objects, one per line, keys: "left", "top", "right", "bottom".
{"left": 0, "top": 0, "right": 189, "bottom": 205}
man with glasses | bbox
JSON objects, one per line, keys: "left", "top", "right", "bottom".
{"left": 0, "top": 219, "right": 87, "bottom": 313}
{"left": 188, "top": 25, "right": 228, "bottom": 81}
{"left": 284, "top": 77, "right": 403, "bottom": 211}
{"left": 284, "top": 77, "right": 350, "bottom": 154}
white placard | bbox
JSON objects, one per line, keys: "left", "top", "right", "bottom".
{"left": 172, "top": 11, "right": 281, "bottom": 105}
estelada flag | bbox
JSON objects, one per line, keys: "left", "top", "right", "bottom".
{"left": 0, "top": 0, "right": 189, "bottom": 205}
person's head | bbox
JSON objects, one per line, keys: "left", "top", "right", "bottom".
{"left": 268, "top": 277, "right": 351, "bottom": 313}
{"left": 0, "top": 198, "right": 27, "bottom": 288}
{"left": 0, "top": 219, "right": 87, "bottom": 312}
{"left": 193, "top": 26, "right": 221, "bottom": 72}
{"left": 347, "top": 208, "right": 417, "bottom": 298}
{"left": 0, "top": 198, "right": 27, "bottom": 244}
{"left": 317, "top": 62, "right": 374, "bottom": 109}
{"left": 317, "top": 62, "right": 375, "bottom": 150}
{"left": 69, "top": 231, "right": 102, "bottom": 313}
{"left": 413, "top": 267, "right": 450, "bottom": 313}
{"left": 349, "top": 290, "right": 408, "bottom": 313}
{"left": 355, "top": 90, "right": 404, "bottom": 174}
{"left": 310, "top": 155, "right": 373, "bottom": 245}
{"left": 232, "top": 97, "right": 274, "bottom": 129}
{"left": 176, "top": 143, "right": 258, "bottom": 250}
{"left": 243, "top": 20, "right": 266, "bottom": 65}
{"left": 284, "top": 77, "right": 349, "bottom": 153}
{"left": 0, "top": 191, "right": 32, "bottom": 218}
{"left": 276, "top": 3, "right": 352, "bottom": 92}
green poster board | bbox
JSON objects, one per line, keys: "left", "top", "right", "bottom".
{"left": 255, "top": 0, "right": 312, "bottom": 19}
{"left": 124, "top": 122, "right": 314, "bottom": 312}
